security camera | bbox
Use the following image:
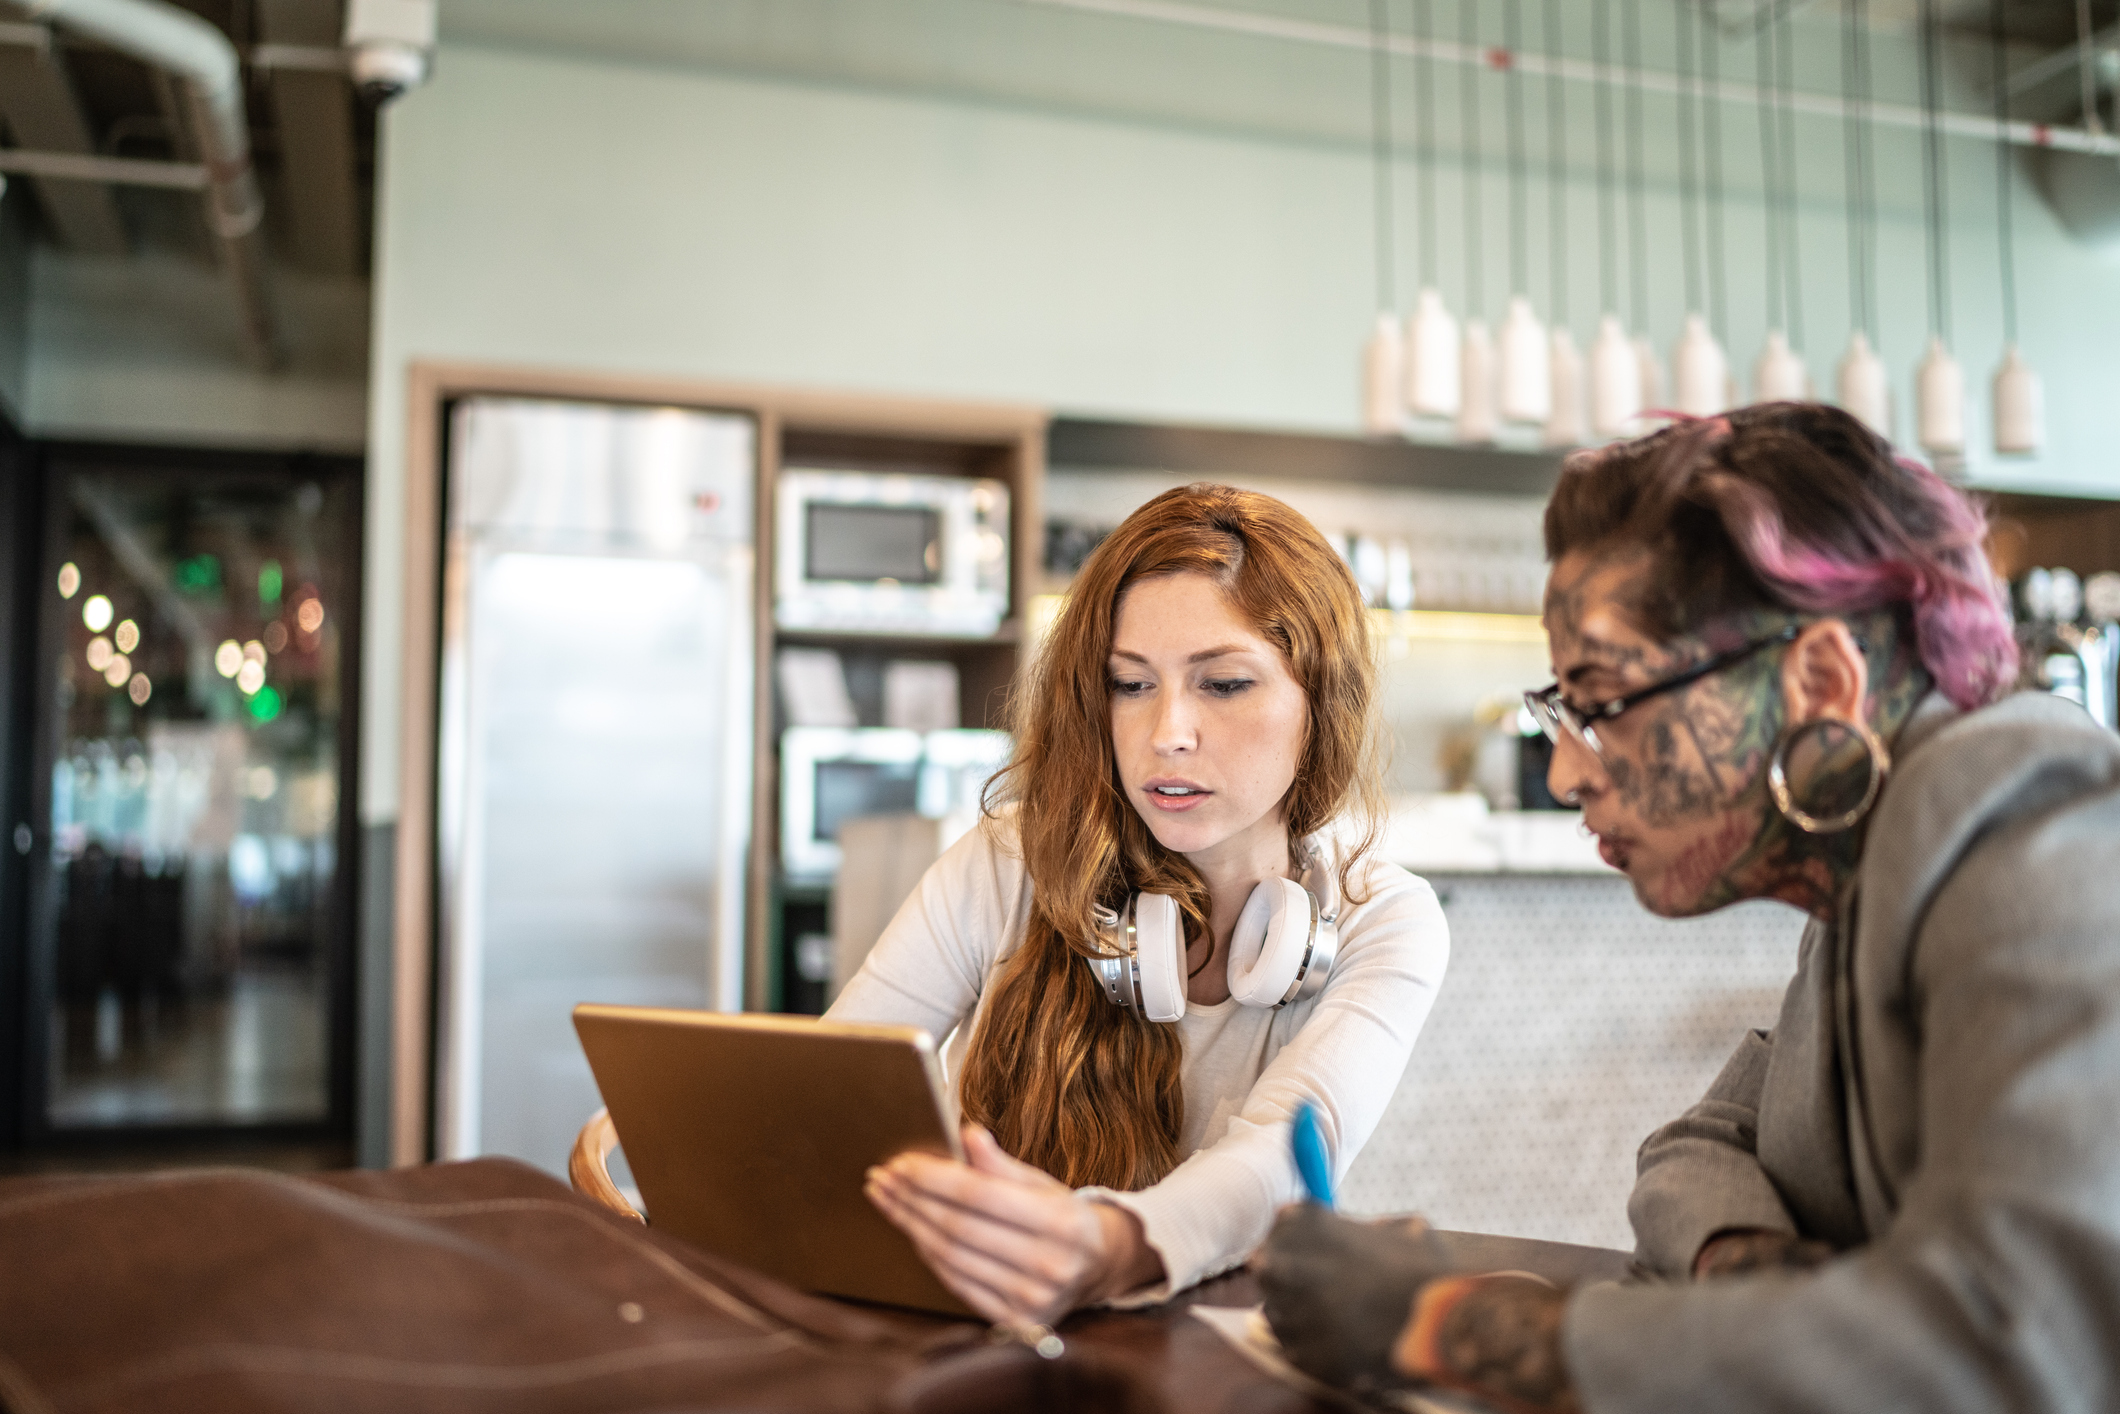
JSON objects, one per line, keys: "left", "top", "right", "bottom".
{"left": 343, "top": 0, "right": 436, "bottom": 102}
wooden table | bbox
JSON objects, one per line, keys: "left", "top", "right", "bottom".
{"left": 871, "top": 1230, "right": 1633, "bottom": 1413}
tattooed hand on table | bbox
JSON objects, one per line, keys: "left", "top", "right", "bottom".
{"left": 1258, "top": 1206, "right": 1581, "bottom": 1412}
{"left": 1692, "top": 1227, "right": 1834, "bottom": 1280}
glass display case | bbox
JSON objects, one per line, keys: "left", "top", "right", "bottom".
{"left": 21, "top": 449, "right": 361, "bottom": 1137}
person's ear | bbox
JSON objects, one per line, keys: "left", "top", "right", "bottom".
{"left": 1780, "top": 619, "right": 1868, "bottom": 728}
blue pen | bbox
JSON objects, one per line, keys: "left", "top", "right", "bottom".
{"left": 1291, "top": 1102, "right": 1334, "bottom": 1207}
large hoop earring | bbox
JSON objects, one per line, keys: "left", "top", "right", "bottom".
{"left": 1768, "top": 717, "right": 1891, "bottom": 834}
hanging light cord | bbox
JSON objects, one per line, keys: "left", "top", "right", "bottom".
{"left": 1673, "top": 0, "right": 1704, "bottom": 316}
{"left": 1545, "top": 0, "right": 1569, "bottom": 327}
{"left": 1593, "top": 0, "right": 1620, "bottom": 319}
{"left": 2079, "top": 0, "right": 2105, "bottom": 136}
{"left": 1844, "top": 0, "right": 1877, "bottom": 339}
{"left": 1462, "top": 0, "right": 1485, "bottom": 318}
{"left": 1777, "top": 6, "right": 1804, "bottom": 354}
{"left": 1623, "top": 0, "right": 1650, "bottom": 334}
{"left": 1701, "top": 7, "right": 1728, "bottom": 339}
{"left": 1370, "top": 0, "right": 1396, "bottom": 314}
{"left": 1415, "top": 0, "right": 1437, "bottom": 292}
{"left": 1841, "top": 0, "right": 1866, "bottom": 339}
{"left": 1756, "top": 14, "right": 1784, "bottom": 334}
{"left": 1917, "top": 0, "right": 1951, "bottom": 344}
{"left": 1505, "top": 0, "right": 1530, "bottom": 298}
{"left": 1993, "top": 0, "right": 2018, "bottom": 346}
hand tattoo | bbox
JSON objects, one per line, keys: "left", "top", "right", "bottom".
{"left": 1259, "top": 1207, "right": 1455, "bottom": 1395}
{"left": 1398, "top": 1276, "right": 1581, "bottom": 1414}
{"left": 1692, "top": 1228, "right": 1835, "bottom": 1280}
{"left": 1261, "top": 1208, "right": 1586, "bottom": 1414}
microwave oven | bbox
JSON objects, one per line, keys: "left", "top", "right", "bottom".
{"left": 780, "top": 727, "right": 1012, "bottom": 881}
{"left": 775, "top": 470, "right": 1010, "bottom": 637}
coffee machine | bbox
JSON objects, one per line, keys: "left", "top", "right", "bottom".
{"left": 2016, "top": 568, "right": 2120, "bottom": 732}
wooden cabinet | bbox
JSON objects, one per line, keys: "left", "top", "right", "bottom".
{"left": 1986, "top": 491, "right": 2120, "bottom": 582}
{"left": 751, "top": 402, "right": 1046, "bottom": 1012}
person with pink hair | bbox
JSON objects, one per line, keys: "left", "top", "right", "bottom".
{"left": 1261, "top": 402, "right": 2120, "bottom": 1411}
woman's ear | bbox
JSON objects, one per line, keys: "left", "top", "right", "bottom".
{"left": 1781, "top": 619, "right": 1869, "bottom": 728}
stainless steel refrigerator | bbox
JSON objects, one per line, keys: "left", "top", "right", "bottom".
{"left": 435, "top": 397, "right": 754, "bottom": 1172}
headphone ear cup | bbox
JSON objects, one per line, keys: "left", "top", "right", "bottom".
{"left": 1133, "top": 893, "right": 1187, "bottom": 1023}
{"left": 1225, "top": 877, "right": 1313, "bottom": 1007}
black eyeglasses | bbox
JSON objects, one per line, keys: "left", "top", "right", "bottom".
{"left": 1523, "top": 625, "right": 1800, "bottom": 758}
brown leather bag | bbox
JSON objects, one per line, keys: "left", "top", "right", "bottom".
{"left": 0, "top": 1158, "right": 1167, "bottom": 1414}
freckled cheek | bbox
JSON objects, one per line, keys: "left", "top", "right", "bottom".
{"left": 1234, "top": 693, "right": 1309, "bottom": 800}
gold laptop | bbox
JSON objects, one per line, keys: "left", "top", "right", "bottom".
{"left": 571, "top": 1004, "right": 974, "bottom": 1317}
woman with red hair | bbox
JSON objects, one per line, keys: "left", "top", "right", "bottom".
{"left": 833, "top": 482, "right": 1450, "bottom": 1325}
{"left": 1264, "top": 403, "right": 2120, "bottom": 1411}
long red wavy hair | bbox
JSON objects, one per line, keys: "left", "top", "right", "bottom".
{"left": 959, "top": 483, "right": 1383, "bottom": 1191}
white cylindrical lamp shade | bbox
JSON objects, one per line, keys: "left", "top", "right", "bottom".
{"left": 1590, "top": 315, "right": 1644, "bottom": 437}
{"left": 1404, "top": 288, "right": 1462, "bottom": 418}
{"left": 1497, "top": 296, "right": 1552, "bottom": 425}
{"left": 1632, "top": 333, "right": 1666, "bottom": 418}
{"left": 1362, "top": 312, "right": 1406, "bottom": 436}
{"left": 1671, "top": 314, "right": 1729, "bottom": 417}
{"left": 1916, "top": 335, "right": 1966, "bottom": 455}
{"left": 1456, "top": 319, "right": 1498, "bottom": 444}
{"left": 1752, "top": 330, "right": 1807, "bottom": 404}
{"left": 1837, "top": 330, "right": 1890, "bottom": 437}
{"left": 1544, "top": 327, "right": 1587, "bottom": 448}
{"left": 1992, "top": 344, "right": 2045, "bottom": 456}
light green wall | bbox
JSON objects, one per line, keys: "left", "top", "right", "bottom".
{"left": 364, "top": 23, "right": 2120, "bottom": 820}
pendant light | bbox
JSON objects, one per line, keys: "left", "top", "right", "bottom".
{"left": 1457, "top": 0, "right": 1497, "bottom": 444}
{"left": 1541, "top": 0, "right": 1586, "bottom": 447}
{"left": 1836, "top": 0, "right": 1890, "bottom": 435}
{"left": 1914, "top": 0, "right": 1964, "bottom": 457}
{"left": 1588, "top": 0, "right": 1642, "bottom": 436}
{"left": 1363, "top": 314, "right": 1405, "bottom": 437}
{"left": 1499, "top": 296, "right": 1550, "bottom": 424}
{"left": 1668, "top": 0, "right": 1726, "bottom": 416}
{"left": 1460, "top": 320, "right": 1499, "bottom": 443}
{"left": 1621, "top": 0, "right": 1665, "bottom": 416}
{"left": 1360, "top": 0, "right": 1404, "bottom": 437}
{"left": 1497, "top": 0, "right": 1551, "bottom": 426}
{"left": 1990, "top": 0, "right": 2044, "bottom": 455}
{"left": 1404, "top": 0, "right": 1461, "bottom": 419}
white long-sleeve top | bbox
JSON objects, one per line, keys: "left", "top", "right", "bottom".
{"left": 825, "top": 814, "right": 1450, "bottom": 1301}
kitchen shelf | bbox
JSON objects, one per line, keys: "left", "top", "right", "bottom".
{"left": 1049, "top": 416, "right": 1564, "bottom": 497}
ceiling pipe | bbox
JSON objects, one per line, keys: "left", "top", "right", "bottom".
{"left": 1022, "top": 0, "right": 2120, "bottom": 157}
{"left": 21, "top": 0, "right": 280, "bottom": 369}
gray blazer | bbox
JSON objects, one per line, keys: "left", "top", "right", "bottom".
{"left": 1565, "top": 691, "right": 2120, "bottom": 1413}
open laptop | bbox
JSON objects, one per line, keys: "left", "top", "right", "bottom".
{"left": 572, "top": 1004, "right": 975, "bottom": 1317}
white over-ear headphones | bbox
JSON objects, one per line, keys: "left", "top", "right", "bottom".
{"left": 1083, "top": 855, "right": 1341, "bottom": 1024}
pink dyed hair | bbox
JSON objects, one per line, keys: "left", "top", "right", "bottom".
{"left": 1545, "top": 403, "right": 2015, "bottom": 710}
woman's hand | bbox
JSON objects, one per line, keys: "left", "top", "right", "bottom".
{"left": 864, "top": 1124, "right": 1165, "bottom": 1326}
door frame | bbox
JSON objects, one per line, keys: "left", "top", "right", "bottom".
{"left": 0, "top": 410, "right": 39, "bottom": 1150}
{"left": 2, "top": 438, "right": 365, "bottom": 1154}
{"left": 391, "top": 363, "right": 1045, "bottom": 1165}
